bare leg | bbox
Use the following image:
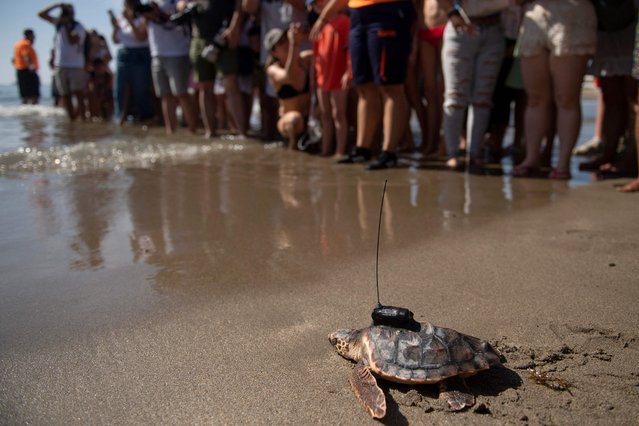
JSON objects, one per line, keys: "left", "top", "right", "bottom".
{"left": 355, "top": 84, "right": 382, "bottom": 149}
{"left": 549, "top": 54, "right": 589, "bottom": 175}
{"left": 317, "top": 89, "right": 334, "bottom": 156}
{"left": 379, "top": 84, "right": 409, "bottom": 152}
{"left": 277, "top": 111, "right": 305, "bottom": 149}
{"left": 199, "top": 81, "right": 216, "bottom": 138}
{"left": 516, "top": 52, "right": 552, "bottom": 171}
{"left": 74, "top": 92, "right": 86, "bottom": 122}
{"left": 161, "top": 95, "right": 176, "bottom": 134}
{"left": 223, "top": 75, "right": 248, "bottom": 136}
{"left": 404, "top": 64, "right": 426, "bottom": 150}
{"left": 177, "top": 94, "right": 197, "bottom": 134}
{"left": 619, "top": 89, "right": 639, "bottom": 192}
{"left": 61, "top": 94, "right": 76, "bottom": 121}
{"left": 330, "top": 89, "right": 349, "bottom": 157}
{"left": 419, "top": 39, "right": 443, "bottom": 155}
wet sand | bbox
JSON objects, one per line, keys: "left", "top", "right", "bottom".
{"left": 1, "top": 147, "right": 638, "bottom": 424}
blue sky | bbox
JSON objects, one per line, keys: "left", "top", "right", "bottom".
{"left": 0, "top": 0, "right": 122, "bottom": 85}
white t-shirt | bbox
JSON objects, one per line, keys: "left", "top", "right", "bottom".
{"left": 147, "top": 0, "right": 191, "bottom": 57}
{"left": 116, "top": 16, "right": 149, "bottom": 48}
{"left": 53, "top": 21, "right": 86, "bottom": 68}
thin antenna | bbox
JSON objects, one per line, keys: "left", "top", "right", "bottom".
{"left": 375, "top": 180, "right": 387, "bottom": 307}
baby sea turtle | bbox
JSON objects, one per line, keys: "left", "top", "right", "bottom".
{"left": 329, "top": 322, "right": 501, "bottom": 418}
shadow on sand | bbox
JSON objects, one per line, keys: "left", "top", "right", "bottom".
{"left": 374, "top": 366, "right": 522, "bottom": 425}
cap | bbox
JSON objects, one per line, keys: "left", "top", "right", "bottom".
{"left": 263, "top": 28, "right": 285, "bottom": 52}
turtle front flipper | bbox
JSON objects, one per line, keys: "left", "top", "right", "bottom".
{"left": 349, "top": 360, "right": 386, "bottom": 418}
{"left": 439, "top": 377, "right": 475, "bottom": 411}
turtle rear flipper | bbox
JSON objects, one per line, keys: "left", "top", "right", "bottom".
{"left": 350, "top": 361, "right": 386, "bottom": 418}
{"left": 439, "top": 378, "right": 475, "bottom": 411}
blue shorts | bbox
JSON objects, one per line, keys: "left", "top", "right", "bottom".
{"left": 349, "top": 1, "right": 415, "bottom": 86}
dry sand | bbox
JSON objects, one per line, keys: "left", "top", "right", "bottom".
{"left": 1, "top": 150, "right": 638, "bottom": 425}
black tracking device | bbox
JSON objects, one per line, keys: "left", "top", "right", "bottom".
{"left": 370, "top": 180, "right": 420, "bottom": 332}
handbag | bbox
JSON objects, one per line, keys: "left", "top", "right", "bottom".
{"left": 462, "top": 0, "right": 510, "bottom": 18}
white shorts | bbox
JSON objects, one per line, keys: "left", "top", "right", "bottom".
{"left": 55, "top": 67, "right": 87, "bottom": 96}
{"left": 151, "top": 55, "right": 191, "bottom": 97}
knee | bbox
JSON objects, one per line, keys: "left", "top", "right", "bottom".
{"left": 553, "top": 93, "right": 579, "bottom": 110}
{"left": 445, "top": 91, "right": 468, "bottom": 110}
{"left": 526, "top": 92, "right": 551, "bottom": 109}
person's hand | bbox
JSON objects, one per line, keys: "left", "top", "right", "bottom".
{"left": 222, "top": 22, "right": 241, "bottom": 49}
{"left": 142, "top": 2, "right": 161, "bottom": 22}
{"left": 341, "top": 71, "right": 350, "bottom": 90}
{"left": 289, "top": 22, "right": 306, "bottom": 44}
{"left": 450, "top": 14, "right": 474, "bottom": 35}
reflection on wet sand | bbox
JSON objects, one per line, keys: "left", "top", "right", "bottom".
{"left": 5, "top": 146, "right": 574, "bottom": 328}
{"left": 68, "top": 172, "right": 117, "bottom": 270}
{"left": 105, "top": 153, "right": 563, "bottom": 297}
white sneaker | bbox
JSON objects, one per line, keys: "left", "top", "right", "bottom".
{"left": 573, "top": 138, "right": 603, "bottom": 156}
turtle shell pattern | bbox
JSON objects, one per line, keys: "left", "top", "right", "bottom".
{"left": 361, "top": 323, "right": 501, "bottom": 384}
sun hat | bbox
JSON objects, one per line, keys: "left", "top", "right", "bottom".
{"left": 263, "top": 28, "right": 286, "bottom": 52}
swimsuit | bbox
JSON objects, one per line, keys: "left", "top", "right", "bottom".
{"left": 418, "top": 25, "right": 445, "bottom": 48}
{"left": 276, "top": 73, "right": 310, "bottom": 99}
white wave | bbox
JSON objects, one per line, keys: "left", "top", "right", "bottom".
{"left": 0, "top": 139, "right": 254, "bottom": 174}
{"left": 0, "top": 104, "right": 66, "bottom": 118}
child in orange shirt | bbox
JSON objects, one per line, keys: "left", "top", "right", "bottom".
{"left": 311, "top": 0, "right": 350, "bottom": 157}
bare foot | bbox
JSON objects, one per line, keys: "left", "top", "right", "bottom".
{"left": 618, "top": 178, "right": 639, "bottom": 193}
{"left": 446, "top": 157, "right": 461, "bottom": 170}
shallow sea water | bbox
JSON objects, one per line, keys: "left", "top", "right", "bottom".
{"left": 0, "top": 84, "right": 598, "bottom": 344}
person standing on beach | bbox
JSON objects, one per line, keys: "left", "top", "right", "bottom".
{"left": 441, "top": 0, "right": 507, "bottom": 171}
{"left": 110, "top": 1, "right": 154, "bottom": 124}
{"left": 311, "top": 0, "right": 416, "bottom": 170}
{"left": 38, "top": 3, "right": 87, "bottom": 121}
{"left": 143, "top": 1, "right": 198, "bottom": 135}
{"left": 310, "top": 0, "right": 350, "bottom": 157}
{"left": 416, "top": 0, "right": 450, "bottom": 157}
{"left": 178, "top": 0, "right": 245, "bottom": 139}
{"left": 13, "top": 29, "right": 41, "bottom": 105}
{"left": 512, "top": 0, "right": 597, "bottom": 180}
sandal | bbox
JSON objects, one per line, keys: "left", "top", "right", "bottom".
{"left": 511, "top": 165, "right": 540, "bottom": 178}
{"left": 548, "top": 169, "right": 571, "bottom": 180}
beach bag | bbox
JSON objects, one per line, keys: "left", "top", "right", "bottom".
{"left": 462, "top": 0, "right": 509, "bottom": 18}
{"left": 591, "top": 0, "right": 638, "bottom": 32}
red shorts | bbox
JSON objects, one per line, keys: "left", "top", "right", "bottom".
{"left": 314, "top": 15, "right": 351, "bottom": 91}
{"left": 418, "top": 25, "right": 445, "bottom": 48}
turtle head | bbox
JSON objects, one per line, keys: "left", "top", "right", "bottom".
{"left": 329, "top": 329, "right": 362, "bottom": 361}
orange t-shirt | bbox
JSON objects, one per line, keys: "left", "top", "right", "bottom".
{"left": 14, "top": 39, "right": 38, "bottom": 71}
{"left": 313, "top": 14, "right": 350, "bottom": 92}
{"left": 348, "top": 0, "right": 401, "bottom": 8}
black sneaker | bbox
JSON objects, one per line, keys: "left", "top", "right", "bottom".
{"left": 336, "top": 147, "right": 372, "bottom": 164}
{"left": 367, "top": 151, "right": 398, "bottom": 170}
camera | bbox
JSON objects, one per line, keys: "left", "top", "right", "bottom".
{"left": 134, "top": 2, "right": 155, "bottom": 14}
{"left": 169, "top": 2, "right": 197, "bottom": 26}
{"left": 201, "top": 28, "right": 228, "bottom": 64}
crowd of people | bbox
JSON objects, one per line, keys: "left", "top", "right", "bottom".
{"left": 11, "top": 0, "right": 639, "bottom": 191}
